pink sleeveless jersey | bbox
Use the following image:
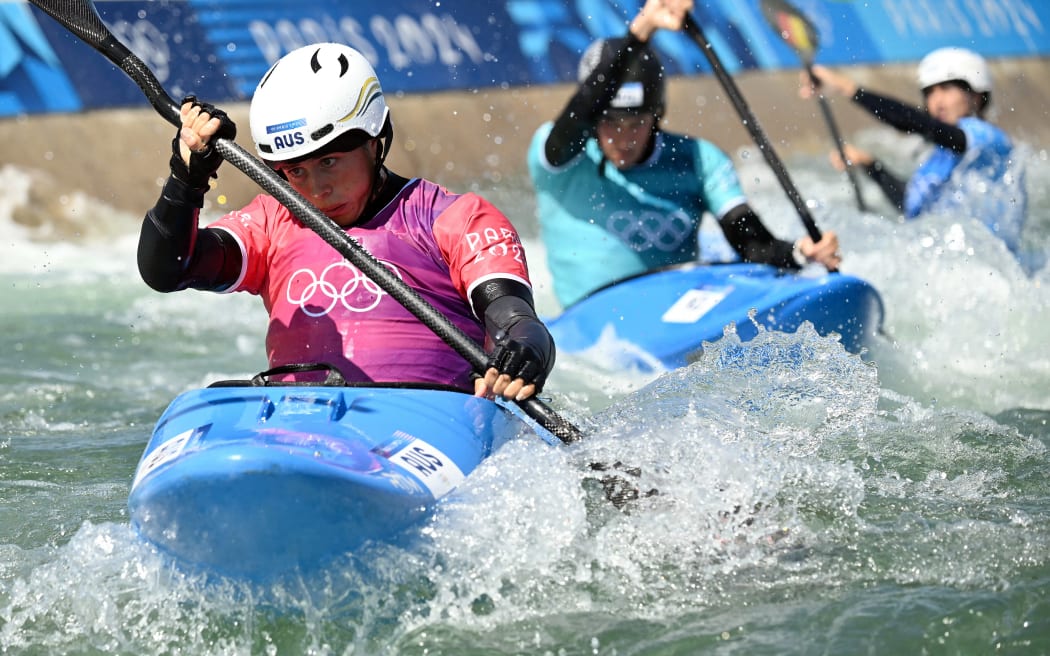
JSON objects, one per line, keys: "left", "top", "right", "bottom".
{"left": 207, "top": 177, "right": 532, "bottom": 389}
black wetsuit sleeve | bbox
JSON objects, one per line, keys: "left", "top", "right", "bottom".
{"left": 863, "top": 159, "right": 907, "bottom": 211}
{"left": 138, "top": 175, "right": 242, "bottom": 292}
{"left": 852, "top": 88, "right": 967, "bottom": 153}
{"left": 717, "top": 204, "right": 801, "bottom": 270}
{"left": 543, "top": 33, "right": 646, "bottom": 167}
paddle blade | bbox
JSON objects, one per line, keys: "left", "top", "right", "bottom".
{"left": 760, "top": 0, "right": 820, "bottom": 62}
{"left": 28, "top": 0, "right": 108, "bottom": 46}
{"left": 27, "top": 0, "right": 179, "bottom": 124}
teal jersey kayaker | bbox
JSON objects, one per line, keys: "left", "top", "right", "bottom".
{"left": 138, "top": 43, "right": 555, "bottom": 402}
{"left": 529, "top": 123, "right": 749, "bottom": 306}
{"left": 804, "top": 47, "right": 1027, "bottom": 255}
{"left": 528, "top": 0, "right": 842, "bottom": 308}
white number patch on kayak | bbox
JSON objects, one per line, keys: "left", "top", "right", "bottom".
{"left": 661, "top": 287, "right": 732, "bottom": 324}
{"left": 131, "top": 428, "right": 195, "bottom": 490}
{"left": 389, "top": 440, "right": 465, "bottom": 499}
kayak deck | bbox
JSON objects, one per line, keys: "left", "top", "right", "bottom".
{"left": 128, "top": 384, "right": 521, "bottom": 581}
{"left": 547, "top": 263, "right": 884, "bottom": 370}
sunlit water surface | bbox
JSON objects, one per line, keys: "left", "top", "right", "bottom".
{"left": 0, "top": 129, "right": 1048, "bottom": 654}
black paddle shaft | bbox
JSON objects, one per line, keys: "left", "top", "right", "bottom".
{"left": 759, "top": 0, "right": 867, "bottom": 212}
{"left": 683, "top": 14, "right": 824, "bottom": 245}
{"left": 27, "top": 0, "right": 584, "bottom": 444}
{"left": 807, "top": 65, "right": 869, "bottom": 212}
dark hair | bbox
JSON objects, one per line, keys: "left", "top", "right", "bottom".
{"left": 922, "top": 79, "right": 991, "bottom": 118}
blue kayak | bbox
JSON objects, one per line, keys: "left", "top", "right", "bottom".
{"left": 128, "top": 378, "right": 541, "bottom": 582}
{"left": 546, "top": 262, "right": 884, "bottom": 370}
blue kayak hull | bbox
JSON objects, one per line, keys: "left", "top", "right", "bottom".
{"left": 547, "top": 263, "right": 884, "bottom": 370}
{"left": 128, "top": 385, "right": 520, "bottom": 581}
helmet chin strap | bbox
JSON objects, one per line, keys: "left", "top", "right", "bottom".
{"left": 368, "top": 121, "right": 395, "bottom": 202}
{"left": 369, "top": 147, "right": 386, "bottom": 203}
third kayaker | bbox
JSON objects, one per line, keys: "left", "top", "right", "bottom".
{"left": 800, "top": 47, "right": 1028, "bottom": 256}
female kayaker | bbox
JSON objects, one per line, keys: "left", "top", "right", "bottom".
{"left": 527, "top": 0, "right": 841, "bottom": 308}
{"left": 138, "top": 43, "right": 554, "bottom": 402}
{"left": 801, "top": 48, "right": 1027, "bottom": 255}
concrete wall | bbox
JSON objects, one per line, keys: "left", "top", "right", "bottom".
{"left": 3, "top": 58, "right": 1048, "bottom": 225}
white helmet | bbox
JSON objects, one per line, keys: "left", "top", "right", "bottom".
{"left": 250, "top": 43, "right": 390, "bottom": 162}
{"left": 917, "top": 47, "right": 992, "bottom": 94}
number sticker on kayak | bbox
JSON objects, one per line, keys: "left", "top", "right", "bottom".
{"left": 131, "top": 428, "right": 196, "bottom": 490}
{"left": 661, "top": 287, "right": 732, "bottom": 324}
{"left": 390, "top": 440, "right": 465, "bottom": 499}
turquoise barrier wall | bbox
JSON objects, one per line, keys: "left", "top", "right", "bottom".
{"left": 3, "top": 0, "right": 1049, "bottom": 117}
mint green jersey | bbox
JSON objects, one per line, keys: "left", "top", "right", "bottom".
{"left": 528, "top": 122, "right": 747, "bottom": 307}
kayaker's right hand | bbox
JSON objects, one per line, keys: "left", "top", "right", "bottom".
{"left": 170, "top": 96, "right": 237, "bottom": 190}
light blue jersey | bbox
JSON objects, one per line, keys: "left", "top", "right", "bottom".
{"left": 528, "top": 122, "right": 746, "bottom": 307}
{"left": 905, "top": 116, "right": 1027, "bottom": 254}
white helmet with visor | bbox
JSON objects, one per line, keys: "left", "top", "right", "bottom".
{"left": 250, "top": 43, "right": 390, "bottom": 162}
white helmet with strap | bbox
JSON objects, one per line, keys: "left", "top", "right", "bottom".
{"left": 917, "top": 47, "right": 992, "bottom": 94}
{"left": 250, "top": 43, "right": 390, "bottom": 162}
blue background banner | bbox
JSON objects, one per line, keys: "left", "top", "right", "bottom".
{"left": 3, "top": 0, "right": 1049, "bottom": 117}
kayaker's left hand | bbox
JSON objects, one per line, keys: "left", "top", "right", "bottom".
{"left": 630, "top": 0, "right": 693, "bottom": 41}
{"left": 797, "top": 231, "right": 842, "bottom": 271}
{"left": 829, "top": 143, "right": 874, "bottom": 172}
{"left": 474, "top": 317, "right": 555, "bottom": 401}
{"left": 475, "top": 368, "right": 535, "bottom": 402}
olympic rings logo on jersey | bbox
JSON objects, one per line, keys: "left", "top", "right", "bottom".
{"left": 285, "top": 260, "right": 403, "bottom": 317}
{"left": 606, "top": 209, "right": 693, "bottom": 252}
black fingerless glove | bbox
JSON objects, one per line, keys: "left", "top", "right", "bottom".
{"left": 169, "top": 95, "right": 238, "bottom": 191}
{"left": 472, "top": 278, "right": 557, "bottom": 392}
{"left": 487, "top": 313, "right": 557, "bottom": 392}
